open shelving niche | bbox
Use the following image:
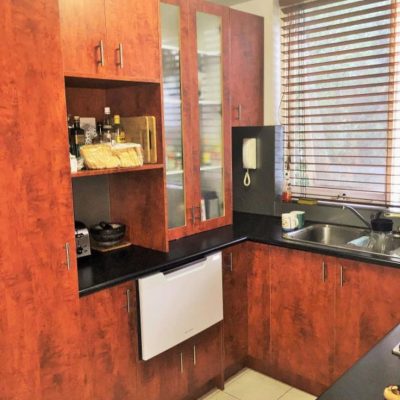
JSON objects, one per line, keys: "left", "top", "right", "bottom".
{"left": 65, "top": 77, "right": 169, "bottom": 253}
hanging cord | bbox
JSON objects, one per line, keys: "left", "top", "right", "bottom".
{"left": 244, "top": 169, "right": 251, "bottom": 187}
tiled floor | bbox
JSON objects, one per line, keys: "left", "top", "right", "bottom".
{"left": 199, "top": 368, "right": 317, "bottom": 400}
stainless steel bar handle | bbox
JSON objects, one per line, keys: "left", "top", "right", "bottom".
{"left": 340, "top": 265, "right": 344, "bottom": 287}
{"left": 97, "top": 40, "right": 105, "bottom": 66}
{"left": 228, "top": 252, "right": 233, "bottom": 272}
{"left": 65, "top": 242, "right": 71, "bottom": 271}
{"left": 193, "top": 345, "right": 197, "bottom": 366}
{"left": 180, "top": 352, "right": 184, "bottom": 374}
{"left": 117, "top": 43, "right": 124, "bottom": 68}
{"left": 126, "top": 289, "right": 131, "bottom": 313}
{"left": 237, "top": 104, "right": 242, "bottom": 120}
{"left": 322, "top": 261, "right": 326, "bottom": 283}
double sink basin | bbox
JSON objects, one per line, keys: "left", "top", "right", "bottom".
{"left": 283, "top": 224, "right": 400, "bottom": 259}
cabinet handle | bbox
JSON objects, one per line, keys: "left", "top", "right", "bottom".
{"left": 180, "top": 352, "right": 184, "bottom": 374}
{"left": 193, "top": 345, "right": 197, "bottom": 366}
{"left": 340, "top": 265, "right": 345, "bottom": 287}
{"left": 126, "top": 289, "right": 131, "bottom": 313}
{"left": 194, "top": 206, "right": 201, "bottom": 221}
{"left": 190, "top": 206, "right": 195, "bottom": 224}
{"left": 236, "top": 104, "right": 242, "bottom": 120}
{"left": 322, "top": 261, "right": 326, "bottom": 283}
{"left": 116, "top": 43, "right": 124, "bottom": 68}
{"left": 225, "top": 252, "right": 233, "bottom": 272}
{"left": 97, "top": 40, "right": 105, "bottom": 66}
{"left": 65, "top": 242, "right": 71, "bottom": 271}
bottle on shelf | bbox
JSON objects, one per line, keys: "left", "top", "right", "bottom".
{"left": 113, "top": 114, "right": 126, "bottom": 143}
{"left": 103, "top": 107, "right": 113, "bottom": 145}
{"left": 70, "top": 116, "right": 85, "bottom": 157}
{"left": 94, "top": 121, "right": 103, "bottom": 144}
{"left": 282, "top": 171, "right": 292, "bottom": 203}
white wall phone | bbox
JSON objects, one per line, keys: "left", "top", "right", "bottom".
{"left": 242, "top": 138, "right": 257, "bottom": 187}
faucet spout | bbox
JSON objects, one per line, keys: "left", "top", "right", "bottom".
{"left": 342, "top": 205, "right": 371, "bottom": 229}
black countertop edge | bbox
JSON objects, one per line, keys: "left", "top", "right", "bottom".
{"left": 78, "top": 212, "right": 400, "bottom": 296}
{"left": 317, "top": 323, "right": 400, "bottom": 400}
{"left": 78, "top": 232, "right": 247, "bottom": 297}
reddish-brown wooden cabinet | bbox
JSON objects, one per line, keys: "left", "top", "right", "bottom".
{"left": 161, "top": 0, "right": 232, "bottom": 240}
{"left": 222, "top": 244, "right": 249, "bottom": 378}
{"left": 0, "top": 0, "right": 83, "bottom": 399}
{"left": 79, "top": 282, "right": 137, "bottom": 399}
{"left": 230, "top": 9, "right": 264, "bottom": 127}
{"left": 59, "top": 0, "right": 161, "bottom": 82}
{"left": 334, "top": 258, "right": 400, "bottom": 379}
{"left": 269, "top": 247, "right": 336, "bottom": 395}
{"left": 137, "top": 323, "right": 223, "bottom": 400}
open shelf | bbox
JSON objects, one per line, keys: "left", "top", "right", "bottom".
{"left": 71, "top": 163, "right": 164, "bottom": 178}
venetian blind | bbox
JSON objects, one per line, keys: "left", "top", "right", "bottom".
{"left": 281, "top": 0, "right": 400, "bottom": 206}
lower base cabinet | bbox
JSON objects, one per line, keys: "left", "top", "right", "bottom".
{"left": 80, "top": 281, "right": 223, "bottom": 400}
{"left": 79, "top": 244, "right": 400, "bottom": 399}
{"left": 79, "top": 282, "right": 137, "bottom": 400}
{"left": 334, "top": 259, "right": 400, "bottom": 379}
{"left": 269, "top": 248, "right": 336, "bottom": 395}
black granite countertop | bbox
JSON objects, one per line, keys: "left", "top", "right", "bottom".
{"left": 78, "top": 212, "right": 400, "bottom": 296}
{"left": 318, "top": 324, "right": 400, "bottom": 400}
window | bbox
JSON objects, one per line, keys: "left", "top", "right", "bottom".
{"left": 281, "top": 0, "right": 400, "bottom": 206}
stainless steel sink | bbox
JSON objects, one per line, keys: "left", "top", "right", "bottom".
{"left": 283, "top": 224, "right": 400, "bottom": 259}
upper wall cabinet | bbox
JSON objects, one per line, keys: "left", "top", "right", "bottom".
{"left": 58, "top": 0, "right": 161, "bottom": 82}
{"left": 230, "top": 9, "right": 264, "bottom": 127}
{"left": 161, "top": 0, "right": 232, "bottom": 240}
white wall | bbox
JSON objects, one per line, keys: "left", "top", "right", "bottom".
{"left": 232, "top": 0, "right": 281, "bottom": 126}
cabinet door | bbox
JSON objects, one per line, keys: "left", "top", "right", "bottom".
{"left": 80, "top": 282, "right": 137, "bottom": 400}
{"left": 137, "top": 345, "right": 188, "bottom": 400}
{"left": 230, "top": 9, "right": 264, "bottom": 127}
{"left": 334, "top": 260, "right": 400, "bottom": 379}
{"left": 105, "top": 0, "right": 161, "bottom": 81}
{"left": 161, "top": 0, "right": 194, "bottom": 239}
{"left": 189, "top": 324, "right": 224, "bottom": 396}
{"left": 247, "top": 243, "right": 270, "bottom": 371}
{"left": 0, "top": 1, "right": 82, "bottom": 398}
{"left": 189, "top": 0, "right": 232, "bottom": 234}
{"left": 222, "top": 244, "right": 249, "bottom": 377}
{"left": 59, "top": 0, "right": 107, "bottom": 78}
{"left": 270, "top": 248, "right": 335, "bottom": 395}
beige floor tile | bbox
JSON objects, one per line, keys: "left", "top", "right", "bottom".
{"left": 278, "top": 388, "right": 316, "bottom": 400}
{"left": 198, "top": 389, "right": 239, "bottom": 400}
{"left": 224, "top": 369, "right": 292, "bottom": 400}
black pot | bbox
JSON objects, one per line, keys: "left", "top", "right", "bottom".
{"left": 90, "top": 221, "right": 126, "bottom": 245}
{"left": 370, "top": 218, "right": 393, "bottom": 232}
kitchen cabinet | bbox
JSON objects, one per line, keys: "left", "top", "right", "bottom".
{"left": 79, "top": 282, "right": 137, "bottom": 399}
{"left": 189, "top": 323, "right": 224, "bottom": 396}
{"left": 0, "top": 0, "right": 83, "bottom": 399}
{"left": 161, "top": 0, "right": 232, "bottom": 240}
{"left": 230, "top": 9, "right": 264, "bottom": 127}
{"left": 247, "top": 243, "right": 270, "bottom": 371}
{"left": 222, "top": 244, "right": 249, "bottom": 378}
{"left": 334, "top": 259, "right": 400, "bottom": 380}
{"left": 269, "top": 247, "right": 336, "bottom": 395}
{"left": 59, "top": 0, "right": 161, "bottom": 82}
{"left": 137, "top": 324, "right": 223, "bottom": 399}
{"left": 222, "top": 242, "right": 270, "bottom": 378}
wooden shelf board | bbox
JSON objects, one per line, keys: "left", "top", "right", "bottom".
{"left": 71, "top": 164, "right": 164, "bottom": 178}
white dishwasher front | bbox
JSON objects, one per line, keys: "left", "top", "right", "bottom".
{"left": 138, "top": 252, "right": 223, "bottom": 361}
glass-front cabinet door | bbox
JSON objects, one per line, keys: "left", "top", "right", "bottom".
{"left": 196, "top": 11, "right": 224, "bottom": 222}
{"left": 161, "top": 1, "right": 188, "bottom": 234}
{"left": 161, "top": 0, "right": 231, "bottom": 239}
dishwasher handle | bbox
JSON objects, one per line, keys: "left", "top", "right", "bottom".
{"left": 163, "top": 257, "right": 207, "bottom": 281}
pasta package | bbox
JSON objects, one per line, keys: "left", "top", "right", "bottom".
{"left": 80, "top": 143, "right": 144, "bottom": 169}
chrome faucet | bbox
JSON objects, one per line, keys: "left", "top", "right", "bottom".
{"left": 342, "top": 205, "right": 371, "bottom": 229}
